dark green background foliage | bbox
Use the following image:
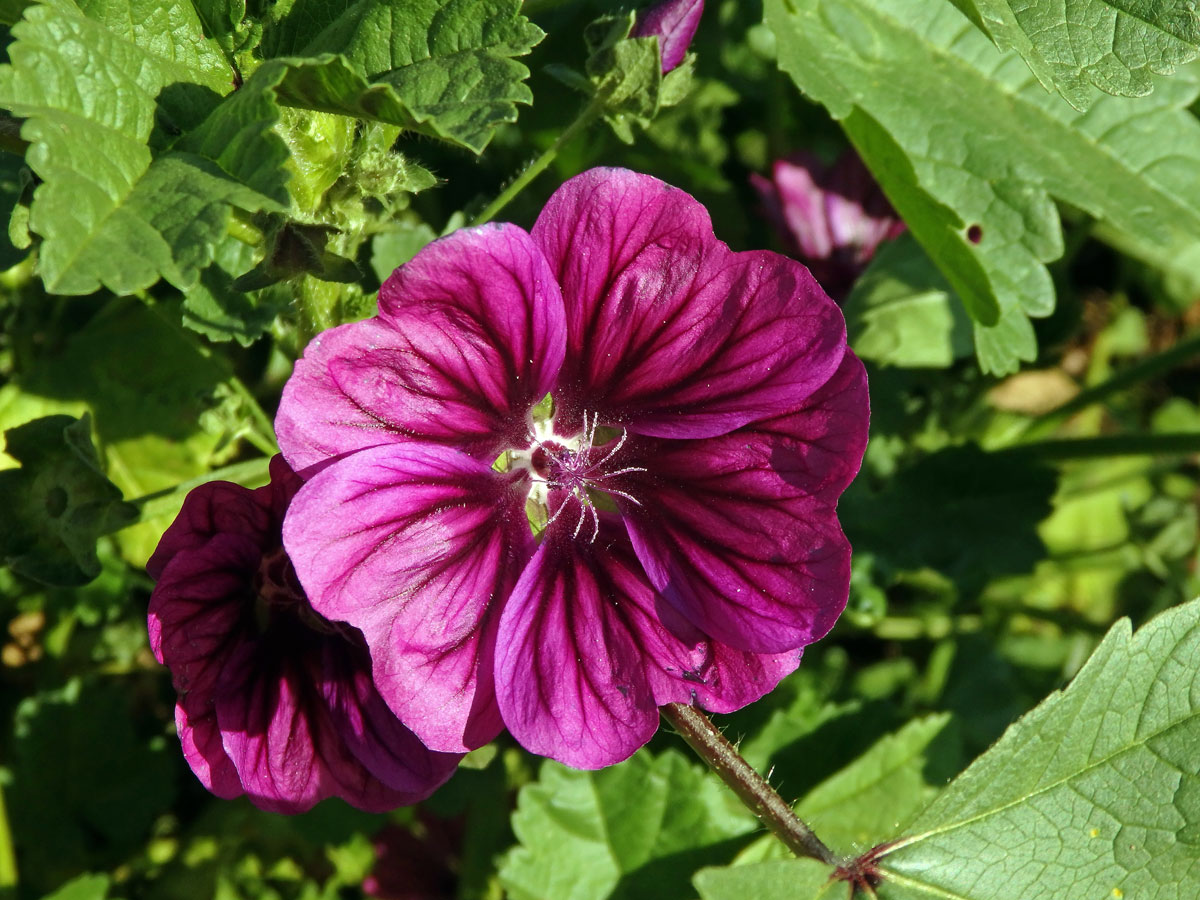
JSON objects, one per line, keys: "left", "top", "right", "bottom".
{"left": 0, "top": 1, "right": 1198, "bottom": 899}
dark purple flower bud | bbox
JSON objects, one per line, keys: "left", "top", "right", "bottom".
{"left": 751, "top": 150, "right": 906, "bottom": 301}
{"left": 631, "top": 0, "right": 704, "bottom": 73}
{"left": 147, "top": 456, "right": 461, "bottom": 814}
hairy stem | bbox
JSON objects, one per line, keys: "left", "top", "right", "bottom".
{"left": 470, "top": 95, "right": 605, "bottom": 226}
{"left": 661, "top": 702, "right": 840, "bottom": 865}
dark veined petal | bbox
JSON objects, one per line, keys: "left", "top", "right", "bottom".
{"left": 618, "top": 445, "right": 852, "bottom": 654}
{"left": 721, "top": 350, "right": 869, "bottom": 506}
{"left": 531, "top": 167, "right": 847, "bottom": 439}
{"left": 283, "top": 442, "right": 534, "bottom": 753}
{"left": 276, "top": 224, "right": 566, "bottom": 470}
{"left": 494, "top": 515, "right": 800, "bottom": 768}
{"left": 319, "top": 640, "right": 462, "bottom": 800}
{"left": 612, "top": 352, "right": 866, "bottom": 653}
{"left": 148, "top": 461, "right": 458, "bottom": 813}
{"left": 216, "top": 636, "right": 450, "bottom": 815}
{"left": 146, "top": 479, "right": 272, "bottom": 580}
{"left": 148, "top": 535, "right": 256, "bottom": 799}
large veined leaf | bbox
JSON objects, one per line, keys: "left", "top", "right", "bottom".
{"left": 875, "top": 597, "right": 1200, "bottom": 899}
{"left": 260, "top": 0, "right": 544, "bottom": 152}
{"left": 955, "top": 0, "right": 1200, "bottom": 109}
{"left": 0, "top": 0, "right": 289, "bottom": 295}
{"left": 765, "top": 0, "right": 1200, "bottom": 374}
{"left": 692, "top": 599, "right": 1200, "bottom": 899}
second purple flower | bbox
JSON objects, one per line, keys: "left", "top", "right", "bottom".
{"left": 276, "top": 167, "right": 869, "bottom": 769}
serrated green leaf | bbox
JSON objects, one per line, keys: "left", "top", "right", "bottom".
{"left": 876, "top": 597, "right": 1200, "bottom": 900}
{"left": 259, "top": 0, "right": 543, "bottom": 153}
{"left": 797, "top": 715, "right": 960, "bottom": 856}
{"left": 694, "top": 858, "right": 833, "bottom": 900}
{"left": 843, "top": 234, "right": 974, "bottom": 369}
{"left": 960, "top": 0, "right": 1200, "bottom": 109}
{"left": 0, "top": 0, "right": 289, "bottom": 295}
{"left": 499, "top": 750, "right": 756, "bottom": 900}
{"left": 765, "top": 0, "right": 1200, "bottom": 374}
{"left": 0, "top": 414, "right": 135, "bottom": 586}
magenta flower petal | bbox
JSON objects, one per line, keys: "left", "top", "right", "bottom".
{"left": 146, "top": 479, "right": 272, "bottom": 581}
{"left": 277, "top": 224, "right": 566, "bottom": 470}
{"left": 532, "top": 167, "right": 847, "bottom": 439}
{"left": 282, "top": 443, "right": 534, "bottom": 753}
{"left": 495, "top": 517, "right": 800, "bottom": 768}
{"left": 723, "top": 350, "right": 869, "bottom": 506}
{"left": 752, "top": 150, "right": 905, "bottom": 300}
{"left": 494, "top": 522, "right": 661, "bottom": 769}
{"left": 619, "top": 433, "right": 853, "bottom": 654}
{"left": 148, "top": 461, "right": 459, "bottom": 813}
{"left": 631, "top": 0, "right": 704, "bottom": 73}
{"left": 216, "top": 635, "right": 453, "bottom": 814}
{"left": 150, "top": 539, "right": 251, "bottom": 799}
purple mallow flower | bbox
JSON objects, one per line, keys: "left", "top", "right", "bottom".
{"left": 751, "top": 150, "right": 905, "bottom": 300}
{"left": 276, "top": 167, "right": 869, "bottom": 769}
{"left": 631, "top": 0, "right": 703, "bottom": 73}
{"left": 147, "top": 456, "right": 461, "bottom": 813}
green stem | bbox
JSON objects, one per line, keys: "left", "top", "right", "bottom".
{"left": 0, "top": 782, "right": 16, "bottom": 897}
{"left": 1017, "top": 330, "right": 1200, "bottom": 442}
{"left": 228, "top": 374, "right": 279, "bottom": 456}
{"left": 661, "top": 703, "right": 840, "bottom": 865}
{"left": 470, "top": 95, "right": 605, "bottom": 226}
{"left": 127, "top": 457, "right": 274, "bottom": 524}
{"left": 1001, "top": 432, "right": 1200, "bottom": 461}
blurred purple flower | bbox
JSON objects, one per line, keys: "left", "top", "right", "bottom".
{"left": 276, "top": 167, "right": 868, "bottom": 770}
{"left": 363, "top": 818, "right": 461, "bottom": 900}
{"left": 751, "top": 150, "right": 905, "bottom": 300}
{"left": 147, "top": 456, "right": 461, "bottom": 814}
{"left": 631, "top": 0, "right": 703, "bottom": 73}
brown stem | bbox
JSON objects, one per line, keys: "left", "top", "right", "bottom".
{"left": 661, "top": 702, "right": 840, "bottom": 865}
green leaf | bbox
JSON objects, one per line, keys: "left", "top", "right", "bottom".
{"left": 180, "top": 237, "right": 289, "bottom": 346}
{"left": 0, "top": 414, "right": 136, "bottom": 586}
{"left": 842, "top": 444, "right": 1057, "bottom": 599}
{"left": 958, "top": 0, "right": 1200, "bottom": 109}
{"left": 694, "top": 858, "right": 833, "bottom": 900}
{"left": 875, "top": 597, "right": 1200, "bottom": 900}
{"left": 499, "top": 750, "right": 756, "bottom": 900}
{"left": 13, "top": 300, "right": 235, "bottom": 564}
{"left": 730, "top": 714, "right": 961, "bottom": 868}
{"left": 765, "top": 0, "right": 1200, "bottom": 374}
{"left": 843, "top": 233, "right": 974, "bottom": 369}
{"left": 40, "top": 873, "right": 113, "bottom": 900}
{"left": 0, "top": 0, "right": 290, "bottom": 295}
{"left": 796, "top": 715, "right": 959, "bottom": 856}
{"left": 260, "top": 0, "right": 544, "bottom": 153}
{"left": 10, "top": 679, "right": 176, "bottom": 895}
